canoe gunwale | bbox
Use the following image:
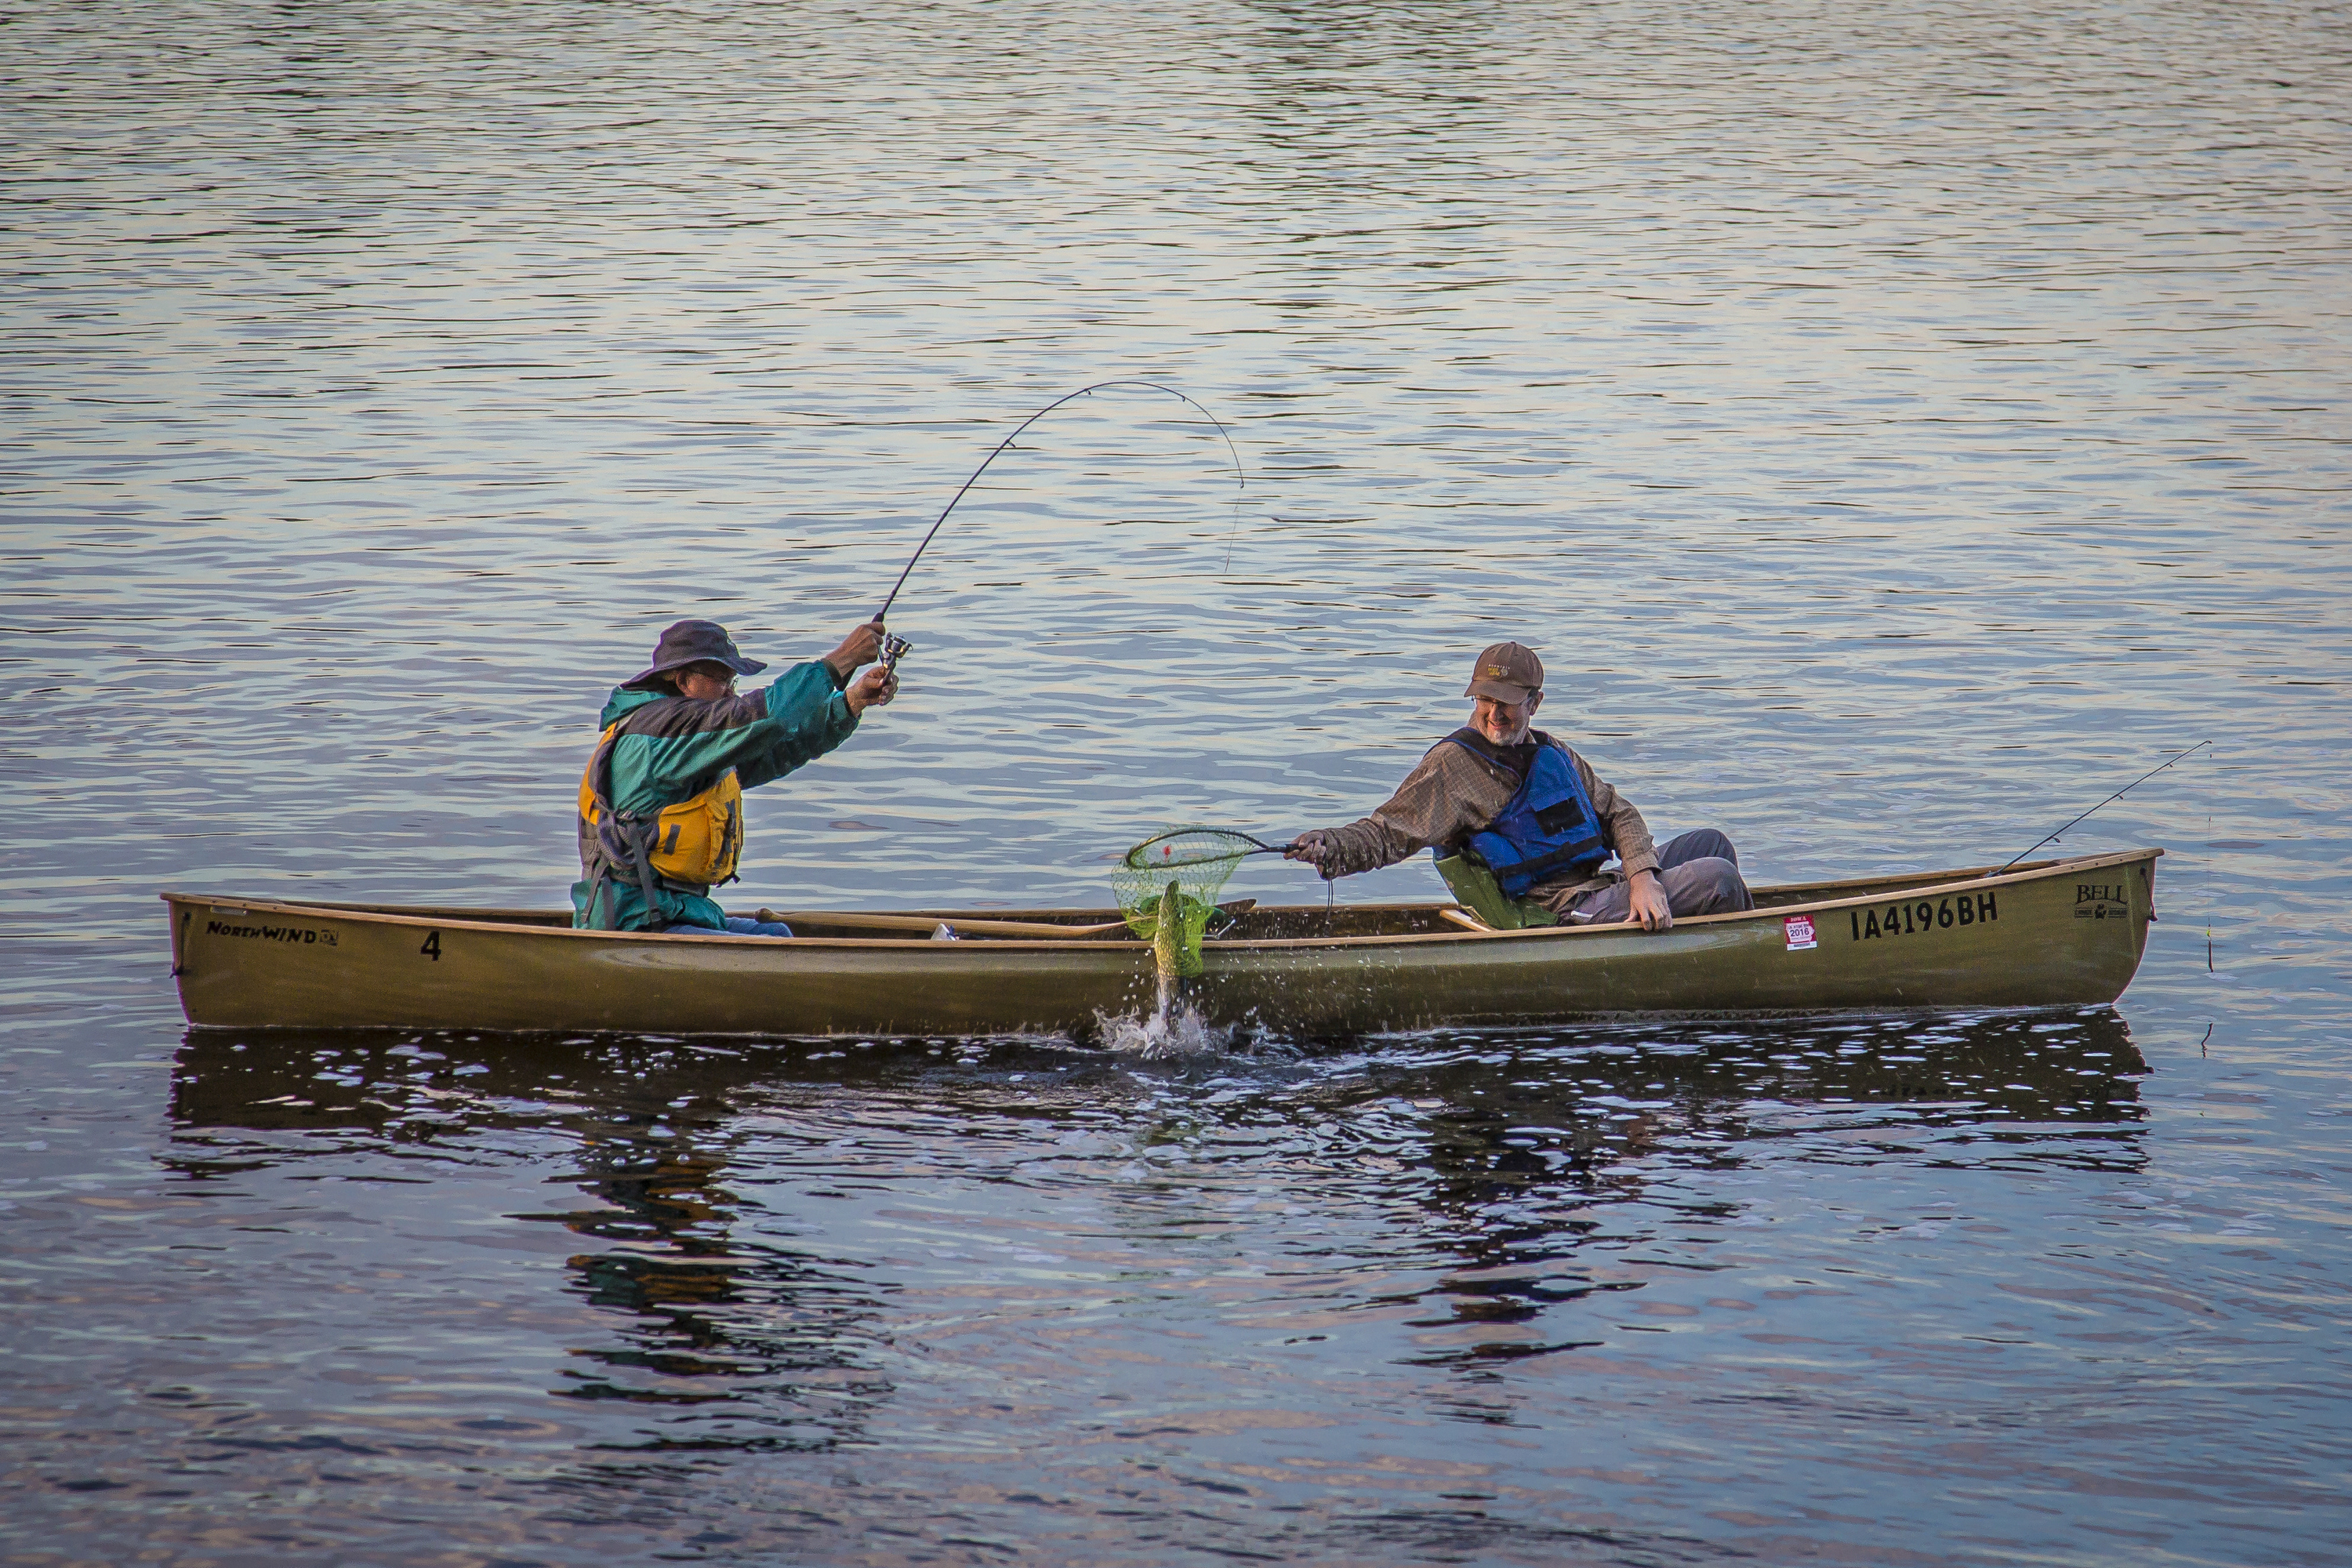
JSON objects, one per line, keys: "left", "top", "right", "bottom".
{"left": 159, "top": 847, "right": 2161, "bottom": 953}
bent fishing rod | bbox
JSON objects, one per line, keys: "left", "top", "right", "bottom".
{"left": 2001, "top": 739, "right": 2210, "bottom": 869}
{"left": 868, "top": 379, "right": 1247, "bottom": 670}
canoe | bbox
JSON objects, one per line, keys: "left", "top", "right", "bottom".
{"left": 162, "top": 847, "right": 2161, "bottom": 1037}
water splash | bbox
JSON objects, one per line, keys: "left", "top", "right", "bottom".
{"left": 1097, "top": 996, "right": 1229, "bottom": 1058}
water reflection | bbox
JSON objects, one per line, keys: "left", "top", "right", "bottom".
{"left": 13, "top": 0, "right": 2343, "bottom": 1552}
{"left": 554, "top": 1134, "right": 895, "bottom": 1454}
{"left": 169, "top": 1011, "right": 2148, "bottom": 1440}
{"left": 169, "top": 1011, "right": 2149, "bottom": 1149}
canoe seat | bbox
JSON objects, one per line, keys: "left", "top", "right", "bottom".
{"left": 1432, "top": 854, "right": 1559, "bottom": 931}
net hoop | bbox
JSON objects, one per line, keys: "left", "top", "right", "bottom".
{"left": 1111, "top": 826, "right": 1269, "bottom": 976}
{"left": 1123, "top": 826, "right": 1282, "bottom": 871}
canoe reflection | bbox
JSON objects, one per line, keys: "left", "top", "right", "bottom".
{"left": 168, "top": 1032, "right": 902, "bottom": 1446}
{"left": 1338, "top": 1012, "right": 2148, "bottom": 1363}
{"left": 1396, "top": 1007, "right": 2151, "bottom": 1187}
{"left": 168, "top": 1011, "right": 2151, "bottom": 1142}
{"left": 551, "top": 1145, "right": 894, "bottom": 1436}
{"left": 168, "top": 1011, "right": 2149, "bottom": 1425}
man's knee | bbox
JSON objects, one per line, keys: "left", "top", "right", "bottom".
{"left": 1661, "top": 828, "right": 1738, "bottom": 869}
{"left": 1666, "top": 857, "right": 1752, "bottom": 916}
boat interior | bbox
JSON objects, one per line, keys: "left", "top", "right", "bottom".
{"left": 279, "top": 858, "right": 2075, "bottom": 943}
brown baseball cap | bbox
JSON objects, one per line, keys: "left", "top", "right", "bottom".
{"left": 1465, "top": 641, "right": 1543, "bottom": 702}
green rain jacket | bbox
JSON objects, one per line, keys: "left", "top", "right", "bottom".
{"left": 571, "top": 659, "right": 859, "bottom": 932}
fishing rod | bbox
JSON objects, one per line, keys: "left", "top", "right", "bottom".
{"left": 871, "top": 380, "right": 1247, "bottom": 668}
{"left": 2000, "top": 739, "right": 2210, "bottom": 869}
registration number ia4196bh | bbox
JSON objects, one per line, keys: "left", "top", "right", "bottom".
{"left": 1851, "top": 891, "right": 1997, "bottom": 942}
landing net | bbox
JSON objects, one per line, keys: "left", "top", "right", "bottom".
{"left": 1112, "top": 826, "right": 1251, "bottom": 977}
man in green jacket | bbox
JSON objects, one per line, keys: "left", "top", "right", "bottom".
{"left": 573, "top": 617, "right": 897, "bottom": 935}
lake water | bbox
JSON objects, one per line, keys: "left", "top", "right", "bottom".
{"left": 5, "top": 1, "right": 2349, "bottom": 1562}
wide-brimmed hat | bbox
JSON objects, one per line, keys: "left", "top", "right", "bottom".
{"left": 621, "top": 619, "right": 768, "bottom": 690}
{"left": 1464, "top": 641, "right": 1543, "bottom": 702}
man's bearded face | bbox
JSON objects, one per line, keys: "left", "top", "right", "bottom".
{"left": 1472, "top": 691, "right": 1540, "bottom": 746}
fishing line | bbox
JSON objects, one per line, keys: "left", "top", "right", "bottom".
{"left": 1999, "top": 739, "right": 2211, "bottom": 870}
{"left": 875, "top": 379, "right": 1247, "bottom": 625}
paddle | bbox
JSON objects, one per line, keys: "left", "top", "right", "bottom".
{"left": 755, "top": 901, "right": 1258, "bottom": 941}
{"left": 760, "top": 909, "right": 1130, "bottom": 939}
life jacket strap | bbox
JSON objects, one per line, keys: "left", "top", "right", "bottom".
{"left": 1432, "top": 724, "right": 1541, "bottom": 778}
{"left": 581, "top": 810, "right": 716, "bottom": 930}
{"left": 575, "top": 712, "right": 736, "bottom": 928}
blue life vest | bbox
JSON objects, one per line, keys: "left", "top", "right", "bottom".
{"left": 1435, "top": 728, "right": 1610, "bottom": 898}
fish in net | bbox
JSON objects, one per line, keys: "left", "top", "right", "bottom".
{"left": 1111, "top": 827, "right": 1293, "bottom": 978}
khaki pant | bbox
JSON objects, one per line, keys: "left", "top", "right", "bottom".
{"left": 1558, "top": 829, "right": 1753, "bottom": 922}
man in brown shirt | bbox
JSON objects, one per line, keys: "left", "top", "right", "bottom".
{"left": 1285, "top": 642, "right": 1751, "bottom": 931}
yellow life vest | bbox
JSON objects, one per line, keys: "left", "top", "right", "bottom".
{"left": 577, "top": 721, "right": 745, "bottom": 894}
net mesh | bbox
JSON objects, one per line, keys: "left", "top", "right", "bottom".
{"left": 1112, "top": 826, "right": 1248, "bottom": 977}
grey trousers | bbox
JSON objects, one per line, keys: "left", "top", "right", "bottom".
{"left": 1559, "top": 829, "right": 1754, "bottom": 923}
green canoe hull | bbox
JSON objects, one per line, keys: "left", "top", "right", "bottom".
{"left": 164, "top": 848, "right": 2160, "bottom": 1037}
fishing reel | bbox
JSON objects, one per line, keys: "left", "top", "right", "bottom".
{"left": 880, "top": 632, "right": 911, "bottom": 672}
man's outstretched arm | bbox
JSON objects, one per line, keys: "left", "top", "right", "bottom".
{"left": 1287, "top": 745, "right": 1515, "bottom": 878}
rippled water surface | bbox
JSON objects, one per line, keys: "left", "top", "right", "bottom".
{"left": 5, "top": 1, "right": 2350, "bottom": 1563}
